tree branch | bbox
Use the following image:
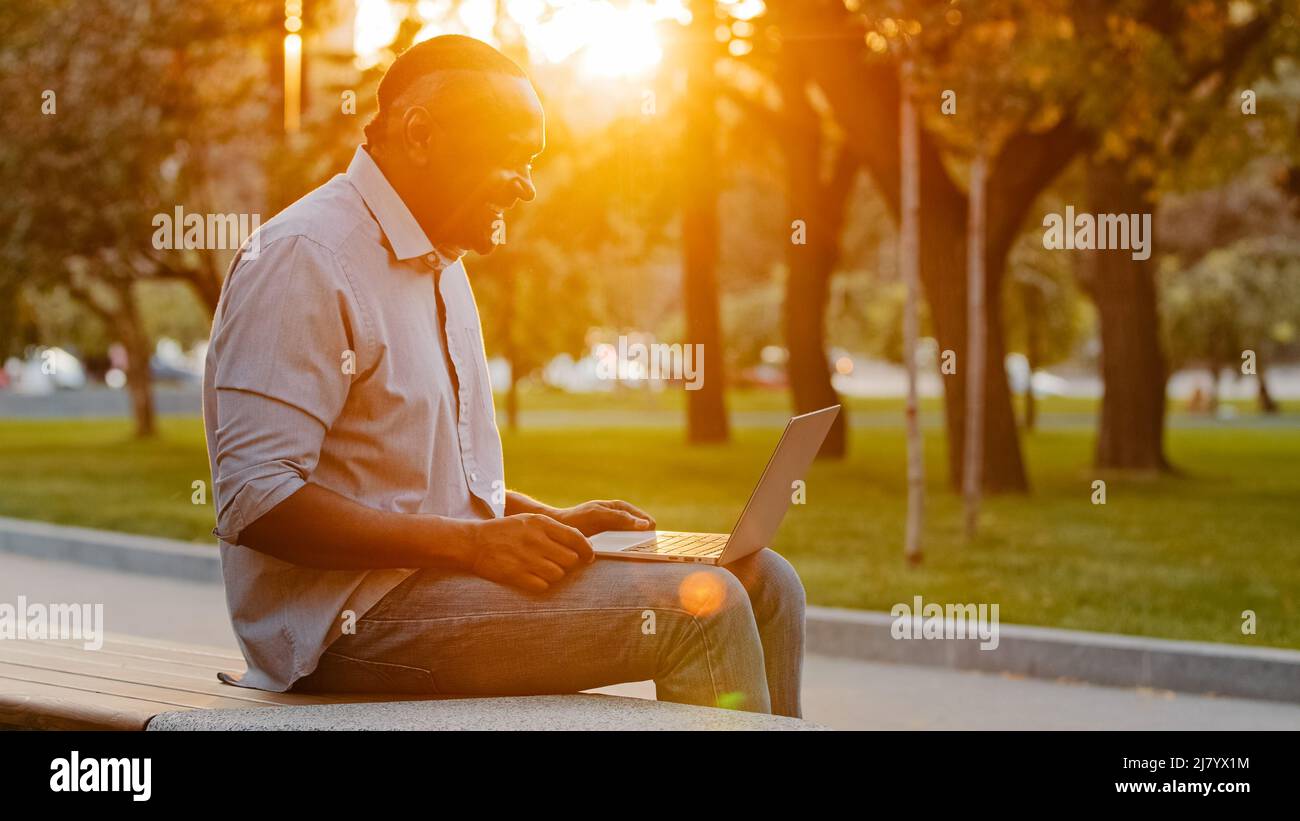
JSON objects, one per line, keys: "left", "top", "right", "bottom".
{"left": 63, "top": 280, "right": 119, "bottom": 326}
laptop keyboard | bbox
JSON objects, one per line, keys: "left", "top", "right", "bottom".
{"left": 623, "top": 531, "right": 729, "bottom": 557}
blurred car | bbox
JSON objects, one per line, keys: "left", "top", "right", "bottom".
{"left": 1006, "top": 352, "right": 1069, "bottom": 397}
{"left": 3, "top": 347, "right": 87, "bottom": 394}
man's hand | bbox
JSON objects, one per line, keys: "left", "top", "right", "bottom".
{"left": 551, "top": 499, "right": 657, "bottom": 537}
{"left": 466, "top": 514, "right": 594, "bottom": 593}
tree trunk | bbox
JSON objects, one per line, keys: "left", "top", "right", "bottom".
{"left": 1022, "top": 282, "right": 1042, "bottom": 431}
{"left": 1085, "top": 158, "right": 1170, "bottom": 471}
{"left": 681, "top": 0, "right": 728, "bottom": 443}
{"left": 1257, "top": 364, "right": 1279, "bottom": 414}
{"left": 67, "top": 277, "right": 156, "bottom": 438}
{"left": 125, "top": 356, "right": 155, "bottom": 438}
{"left": 916, "top": 205, "right": 1027, "bottom": 494}
{"left": 778, "top": 58, "right": 851, "bottom": 458}
{"left": 117, "top": 284, "right": 156, "bottom": 439}
{"left": 963, "top": 153, "right": 988, "bottom": 540}
{"left": 784, "top": 251, "right": 843, "bottom": 455}
{"left": 899, "top": 59, "right": 924, "bottom": 564}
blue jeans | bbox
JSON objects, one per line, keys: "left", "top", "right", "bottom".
{"left": 294, "top": 548, "right": 806, "bottom": 717}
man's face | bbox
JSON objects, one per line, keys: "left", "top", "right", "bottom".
{"left": 405, "top": 73, "right": 545, "bottom": 256}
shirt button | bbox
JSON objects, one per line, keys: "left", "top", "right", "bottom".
{"left": 470, "top": 472, "right": 479, "bottom": 482}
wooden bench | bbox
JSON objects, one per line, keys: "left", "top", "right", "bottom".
{"left": 0, "top": 633, "right": 422, "bottom": 730}
{"left": 0, "top": 634, "right": 819, "bottom": 731}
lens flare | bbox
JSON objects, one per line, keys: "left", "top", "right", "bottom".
{"left": 678, "top": 570, "right": 727, "bottom": 617}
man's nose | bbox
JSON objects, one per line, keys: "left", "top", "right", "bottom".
{"left": 512, "top": 171, "right": 537, "bottom": 203}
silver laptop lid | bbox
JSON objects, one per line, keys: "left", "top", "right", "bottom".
{"left": 718, "top": 405, "right": 841, "bottom": 564}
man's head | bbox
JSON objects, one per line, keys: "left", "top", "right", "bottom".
{"left": 365, "top": 35, "right": 545, "bottom": 256}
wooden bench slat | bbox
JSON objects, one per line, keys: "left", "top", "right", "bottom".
{"left": 0, "top": 678, "right": 175, "bottom": 730}
{"left": 1, "top": 636, "right": 447, "bottom": 730}
{"left": 0, "top": 661, "right": 309, "bottom": 712}
{"left": 0, "top": 642, "right": 237, "bottom": 682}
{"left": 0, "top": 657, "right": 366, "bottom": 706}
{"left": 97, "top": 633, "right": 245, "bottom": 661}
{"left": 42, "top": 634, "right": 244, "bottom": 665}
{"left": 19, "top": 641, "right": 245, "bottom": 673}
{"left": 0, "top": 672, "right": 256, "bottom": 724}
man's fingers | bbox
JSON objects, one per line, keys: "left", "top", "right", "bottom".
{"left": 529, "top": 557, "right": 568, "bottom": 583}
{"left": 596, "top": 509, "right": 651, "bottom": 530}
{"left": 607, "top": 500, "right": 655, "bottom": 528}
{"left": 616, "top": 510, "right": 652, "bottom": 530}
{"left": 513, "top": 573, "right": 550, "bottom": 594}
{"left": 539, "top": 517, "right": 595, "bottom": 562}
{"left": 536, "top": 541, "right": 582, "bottom": 569}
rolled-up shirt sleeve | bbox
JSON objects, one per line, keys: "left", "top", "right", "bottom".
{"left": 207, "top": 235, "right": 370, "bottom": 543}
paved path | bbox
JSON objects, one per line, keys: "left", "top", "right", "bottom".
{"left": 4, "top": 551, "right": 1299, "bottom": 730}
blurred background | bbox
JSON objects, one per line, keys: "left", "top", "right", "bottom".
{"left": 1, "top": 0, "right": 1298, "bottom": 650}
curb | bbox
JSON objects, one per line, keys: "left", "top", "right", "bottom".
{"left": 806, "top": 605, "right": 1300, "bottom": 704}
{"left": 0, "top": 516, "right": 220, "bottom": 583}
{"left": 3, "top": 516, "right": 1298, "bottom": 703}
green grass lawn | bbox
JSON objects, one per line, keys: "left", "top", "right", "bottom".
{"left": 493, "top": 385, "right": 1292, "bottom": 417}
{"left": 1, "top": 397, "right": 1297, "bottom": 650}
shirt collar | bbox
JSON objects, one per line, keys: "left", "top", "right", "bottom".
{"left": 346, "top": 145, "right": 461, "bottom": 269}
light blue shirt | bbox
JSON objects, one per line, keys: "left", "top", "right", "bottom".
{"left": 203, "top": 146, "right": 505, "bottom": 692}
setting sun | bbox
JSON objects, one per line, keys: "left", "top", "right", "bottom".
{"left": 354, "top": 0, "right": 687, "bottom": 77}
{"left": 550, "top": 1, "right": 666, "bottom": 78}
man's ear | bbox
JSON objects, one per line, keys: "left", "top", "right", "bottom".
{"left": 401, "top": 106, "right": 435, "bottom": 167}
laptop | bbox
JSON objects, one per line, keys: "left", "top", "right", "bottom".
{"left": 589, "top": 405, "right": 841, "bottom": 565}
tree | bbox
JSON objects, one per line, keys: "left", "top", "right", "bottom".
{"left": 0, "top": 0, "right": 277, "bottom": 436}
{"left": 679, "top": 0, "right": 730, "bottom": 443}
{"left": 899, "top": 58, "right": 924, "bottom": 563}
{"left": 1150, "top": 19, "right": 1300, "bottom": 415}
{"left": 767, "top": 0, "right": 1289, "bottom": 488}
{"left": 1161, "top": 237, "right": 1300, "bottom": 410}
{"left": 1065, "top": 2, "right": 1283, "bottom": 470}
{"left": 770, "top": 0, "right": 1067, "bottom": 493}
{"left": 942, "top": 13, "right": 1026, "bottom": 534}
{"left": 774, "top": 52, "right": 857, "bottom": 457}
{"left": 1080, "top": 156, "right": 1170, "bottom": 469}
{"left": 964, "top": 150, "right": 989, "bottom": 536}
{"left": 1157, "top": 149, "right": 1300, "bottom": 412}
{"left": 705, "top": 7, "right": 859, "bottom": 458}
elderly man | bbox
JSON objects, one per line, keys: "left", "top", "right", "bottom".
{"left": 203, "top": 35, "right": 805, "bottom": 716}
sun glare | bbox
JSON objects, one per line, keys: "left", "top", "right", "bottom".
{"left": 572, "top": 2, "right": 664, "bottom": 78}
{"left": 353, "top": 0, "right": 399, "bottom": 69}
{"left": 354, "top": 0, "right": 689, "bottom": 78}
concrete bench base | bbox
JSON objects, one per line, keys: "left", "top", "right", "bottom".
{"left": 147, "top": 693, "right": 821, "bottom": 731}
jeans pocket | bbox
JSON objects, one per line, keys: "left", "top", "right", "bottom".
{"left": 301, "top": 650, "right": 439, "bottom": 695}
